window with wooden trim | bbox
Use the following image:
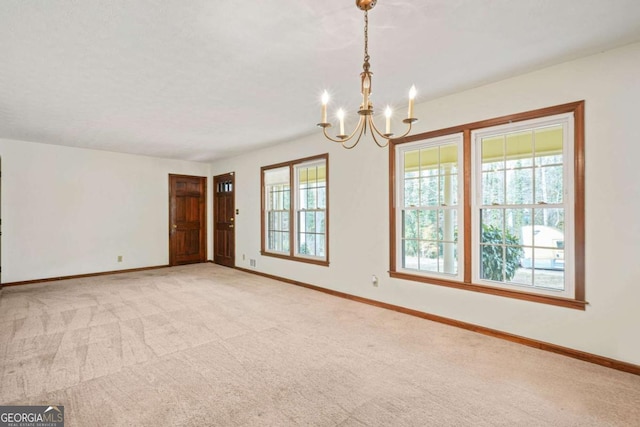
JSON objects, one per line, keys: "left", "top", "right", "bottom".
{"left": 261, "top": 154, "right": 329, "bottom": 265}
{"left": 390, "top": 102, "right": 585, "bottom": 309}
{"left": 397, "top": 134, "right": 464, "bottom": 281}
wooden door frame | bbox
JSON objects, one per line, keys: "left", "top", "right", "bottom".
{"left": 213, "top": 172, "right": 235, "bottom": 267}
{"left": 168, "top": 174, "right": 207, "bottom": 266}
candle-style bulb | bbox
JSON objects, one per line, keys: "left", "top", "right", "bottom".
{"left": 409, "top": 85, "right": 417, "bottom": 100}
{"left": 320, "top": 91, "right": 329, "bottom": 123}
{"left": 385, "top": 105, "right": 392, "bottom": 134}
{"left": 408, "top": 85, "right": 417, "bottom": 119}
{"left": 321, "top": 91, "right": 329, "bottom": 105}
{"left": 337, "top": 108, "right": 345, "bottom": 135}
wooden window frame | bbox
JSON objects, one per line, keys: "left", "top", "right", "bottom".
{"left": 395, "top": 133, "right": 465, "bottom": 282}
{"left": 261, "top": 154, "right": 330, "bottom": 266}
{"left": 389, "top": 101, "right": 585, "bottom": 310}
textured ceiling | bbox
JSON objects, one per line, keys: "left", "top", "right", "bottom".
{"left": 1, "top": 0, "right": 640, "bottom": 162}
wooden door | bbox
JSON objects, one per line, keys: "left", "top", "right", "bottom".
{"left": 214, "top": 172, "right": 235, "bottom": 267}
{"left": 169, "top": 174, "right": 207, "bottom": 265}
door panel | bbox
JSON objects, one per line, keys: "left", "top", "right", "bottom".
{"left": 169, "top": 174, "right": 206, "bottom": 265}
{"left": 214, "top": 173, "right": 235, "bottom": 267}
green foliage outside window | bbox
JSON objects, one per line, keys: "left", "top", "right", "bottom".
{"left": 481, "top": 224, "right": 523, "bottom": 282}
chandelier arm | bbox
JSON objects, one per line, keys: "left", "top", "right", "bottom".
{"left": 341, "top": 118, "right": 367, "bottom": 149}
{"left": 393, "top": 120, "right": 415, "bottom": 139}
{"left": 367, "top": 116, "right": 390, "bottom": 148}
{"left": 322, "top": 126, "right": 350, "bottom": 144}
{"left": 322, "top": 115, "right": 366, "bottom": 143}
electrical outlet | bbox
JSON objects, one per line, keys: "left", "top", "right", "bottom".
{"left": 117, "top": 255, "right": 123, "bottom": 262}
{"left": 372, "top": 275, "right": 379, "bottom": 287}
{"left": 250, "top": 259, "right": 256, "bottom": 267}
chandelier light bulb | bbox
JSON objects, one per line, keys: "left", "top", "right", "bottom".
{"left": 321, "top": 91, "right": 329, "bottom": 105}
{"left": 408, "top": 85, "right": 417, "bottom": 119}
{"left": 321, "top": 91, "right": 329, "bottom": 123}
{"left": 337, "top": 108, "right": 346, "bottom": 136}
{"left": 409, "top": 85, "right": 417, "bottom": 99}
{"left": 385, "top": 105, "right": 392, "bottom": 135}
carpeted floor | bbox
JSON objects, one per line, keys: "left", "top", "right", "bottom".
{"left": 0, "top": 263, "right": 638, "bottom": 426}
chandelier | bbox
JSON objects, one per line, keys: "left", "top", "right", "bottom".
{"left": 317, "top": 0, "right": 418, "bottom": 149}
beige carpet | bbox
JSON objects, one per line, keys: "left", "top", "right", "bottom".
{"left": 0, "top": 263, "right": 638, "bottom": 426}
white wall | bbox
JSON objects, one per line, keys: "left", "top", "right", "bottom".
{"left": 0, "top": 140, "right": 211, "bottom": 283}
{"left": 211, "top": 42, "right": 640, "bottom": 365}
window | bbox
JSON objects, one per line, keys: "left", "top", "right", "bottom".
{"left": 390, "top": 102, "right": 585, "bottom": 309}
{"left": 473, "top": 115, "right": 574, "bottom": 297}
{"left": 398, "top": 134, "right": 464, "bottom": 281}
{"left": 261, "top": 154, "right": 329, "bottom": 265}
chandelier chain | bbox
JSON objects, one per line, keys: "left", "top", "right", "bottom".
{"left": 363, "top": 10, "right": 370, "bottom": 66}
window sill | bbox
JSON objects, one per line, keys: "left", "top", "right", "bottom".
{"left": 389, "top": 271, "right": 587, "bottom": 310}
{"left": 261, "top": 251, "right": 329, "bottom": 267}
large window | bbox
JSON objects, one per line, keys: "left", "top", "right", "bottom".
{"left": 261, "top": 154, "right": 329, "bottom": 265}
{"left": 398, "top": 134, "right": 464, "bottom": 280}
{"left": 391, "top": 102, "right": 585, "bottom": 309}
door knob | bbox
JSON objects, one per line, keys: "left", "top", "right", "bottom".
{"left": 230, "top": 217, "right": 234, "bottom": 221}
{"left": 172, "top": 224, "right": 177, "bottom": 229}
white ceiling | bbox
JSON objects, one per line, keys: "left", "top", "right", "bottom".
{"left": 1, "top": 1, "right": 640, "bottom": 162}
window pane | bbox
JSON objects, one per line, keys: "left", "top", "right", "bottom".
{"left": 304, "top": 234, "right": 316, "bottom": 256}
{"left": 420, "top": 147, "right": 439, "bottom": 176}
{"left": 438, "top": 209, "right": 457, "bottom": 243}
{"left": 404, "top": 150, "right": 420, "bottom": 179}
{"left": 440, "top": 144, "right": 458, "bottom": 175}
{"left": 535, "top": 165, "right": 563, "bottom": 204}
{"left": 506, "top": 167, "right": 533, "bottom": 205}
{"left": 316, "top": 234, "right": 325, "bottom": 257}
{"left": 316, "top": 164, "right": 326, "bottom": 184}
{"left": 504, "top": 208, "right": 530, "bottom": 244}
{"left": 439, "top": 242, "right": 458, "bottom": 275}
{"left": 482, "top": 170, "right": 504, "bottom": 205}
{"left": 508, "top": 258, "right": 532, "bottom": 287}
{"left": 506, "top": 131, "right": 533, "bottom": 168}
{"left": 482, "top": 136, "right": 504, "bottom": 171}
{"left": 534, "top": 126, "right": 563, "bottom": 164}
{"left": 533, "top": 209, "right": 564, "bottom": 244}
{"left": 420, "top": 176, "right": 438, "bottom": 206}
{"left": 439, "top": 173, "right": 457, "bottom": 206}
{"left": 318, "top": 187, "right": 326, "bottom": 209}
{"left": 403, "top": 210, "right": 418, "bottom": 239}
{"left": 405, "top": 178, "right": 419, "bottom": 207}
{"left": 403, "top": 240, "right": 419, "bottom": 269}
{"left": 304, "top": 211, "right": 315, "bottom": 233}
{"left": 480, "top": 209, "right": 504, "bottom": 243}
{"left": 316, "top": 212, "right": 325, "bottom": 233}
{"left": 532, "top": 248, "right": 565, "bottom": 290}
{"left": 307, "top": 187, "right": 317, "bottom": 209}
{"left": 298, "top": 167, "right": 308, "bottom": 185}
{"left": 419, "top": 241, "right": 438, "bottom": 272}
{"left": 299, "top": 188, "right": 308, "bottom": 210}
{"left": 480, "top": 244, "right": 504, "bottom": 282}
{"left": 419, "top": 209, "right": 437, "bottom": 240}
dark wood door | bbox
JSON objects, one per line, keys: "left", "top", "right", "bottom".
{"left": 214, "top": 172, "right": 235, "bottom": 267}
{"left": 169, "top": 174, "right": 207, "bottom": 265}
